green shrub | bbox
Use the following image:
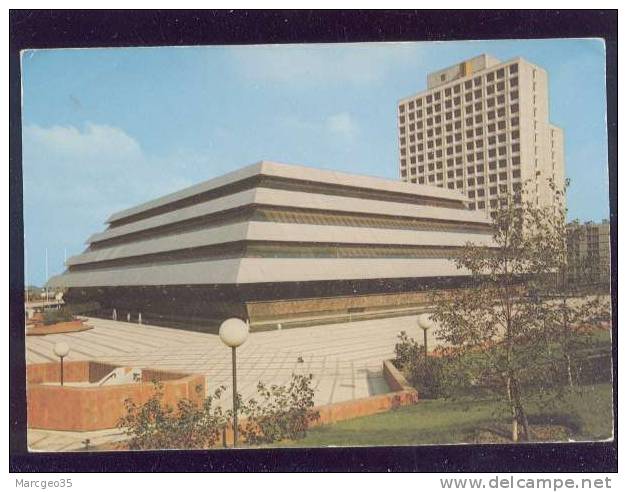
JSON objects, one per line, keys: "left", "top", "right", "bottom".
{"left": 409, "top": 354, "right": 449, "bottom": 399}
{"left": 118, "top": 372, "right": 319, "bottom": 449}
{"left": 394, "top": 331, "right": 450, "bottom": 399}
{"left": 394, "top": 331, "right": 423, "bottom": 369}
{"left": 42, "top": 307, "right": 74, "bottom": 325}
{"left": 240, "top": 373, "right": 320, "bottom": 445}
{"left": 118, "top": 381, "right": 227, "bottom": 450}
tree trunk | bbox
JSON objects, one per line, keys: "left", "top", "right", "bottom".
{"left": 562, "top": 296, "right": 574, "bottom": 390}
{"left": 509, "top": 376, "right": 529, "bottom": 442}
{"left": 516, "top": 401, "right": 530, "bottom": 441}
{"left": 515, "top": 394, "right": 529, "bottom": 441}
{"left": 565, "top": 353, "right": 574, "bottom": 389}
{"left": 507, "top": 376, "right": 519, "bottom": 442}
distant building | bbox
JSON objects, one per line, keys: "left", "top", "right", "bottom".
{"left": 566, "top": 220, "right": 611, "bottom": 285}
{"left": 48, "top": 161, "right": 494, "bottom": 330}
{"left": 397, "top": 54, "right": 565, "bottom": 217}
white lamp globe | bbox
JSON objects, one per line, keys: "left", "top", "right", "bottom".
{"left": 53, "top": 341, "right": 70, "bottom": 358}
{"left": 219, "top": 318, "right": 249, "bottom": 348}
{"left": 417, "top": 313, "right": 436, "bottom": 331}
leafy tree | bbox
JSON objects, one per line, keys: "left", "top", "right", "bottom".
{"left": 431, "top": 181, "right": 611, "bottom": 441}
{"left": 430, "top": 184, "right": 574, "bottom": 442}
{"left": 538, "top": 189, "right": 611, "bottom": 390}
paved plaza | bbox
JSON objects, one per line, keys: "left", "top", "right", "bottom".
{"left": 26, "top": 314, "right": 439, "bottom": 450}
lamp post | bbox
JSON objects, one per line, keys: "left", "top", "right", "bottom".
{"left": 219, "top": 317, "right": 249, "bottom": 447}
{"left": 417, "top": 313, "right": 436, "bottom": 358}
{"left": 53, "top": 342, "right": 70, "bottom": 386}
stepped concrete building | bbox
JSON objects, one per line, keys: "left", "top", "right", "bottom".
{"left": 398, "top": 54, "right": 565, "bottom": 217}
{"left": 49, "top": 161, "right": 494, "bottom": 331}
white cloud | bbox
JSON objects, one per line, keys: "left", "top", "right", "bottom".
{"left": 22, "top": 123, "right": 194, "bottom": 212}
{"left": 326, "top": 112, "right": 358, "bottom": 139}
{"left": 25, "top": 123, "right": 142, "bottom": 162}
{"left": 22, "top": 123, "right": 199, "bottom": 282}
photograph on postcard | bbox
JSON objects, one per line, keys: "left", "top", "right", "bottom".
{"left": 20, "top": 39, "right": 613, "bottom": 451}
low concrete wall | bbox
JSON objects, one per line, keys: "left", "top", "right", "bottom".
{"left": 382, "top": 359, "right": 415, "bottom": 392}
{"left": 313, "top": 359, "right": 418, "bottom": 426}
{"left": 27, "top": 361, "right": 205, "bottom": 432}
{"left": 313, "top": 388, "right": 418, "bottom": 426}
{"left": 219, "top": 359, "right": 419, "bottom": 446}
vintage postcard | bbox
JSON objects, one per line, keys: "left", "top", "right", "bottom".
{"left": 20, "top": 38, "right": 613, "bottom": 453}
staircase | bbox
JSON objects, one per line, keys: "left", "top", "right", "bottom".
{"left": 96, "top": 367, "right": 143, "bottom": 386}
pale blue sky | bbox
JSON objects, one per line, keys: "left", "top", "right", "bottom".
{"left": 21, "top": 39, "right": 609, "bottom": 285}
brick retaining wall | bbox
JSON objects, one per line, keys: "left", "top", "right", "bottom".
{"left": 28, "top": 359, "right": 417, "bottom": 444}
{"left": 27, "top": 360, "right": 205, "bottom": 431}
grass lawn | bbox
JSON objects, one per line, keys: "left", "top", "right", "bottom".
{"left": 282, "top": 383, "right": 613, "bottom": 447}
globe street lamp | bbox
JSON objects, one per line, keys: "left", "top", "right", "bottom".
{"left": 53, "top": 342, "right": 70, "bottom": 386}
{"left": 417, "top": 313, "right": 436, "bottom": 358}
{"left": 219, "top": 317, "right": 249, "bottom": 447}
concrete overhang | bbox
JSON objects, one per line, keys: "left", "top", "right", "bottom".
{"left": 106, "top": 160, "right": 471, "bottom": 225}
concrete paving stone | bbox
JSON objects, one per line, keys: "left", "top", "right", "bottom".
{"left": 26, "top": 314, "right": 440, "bottom": 449}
